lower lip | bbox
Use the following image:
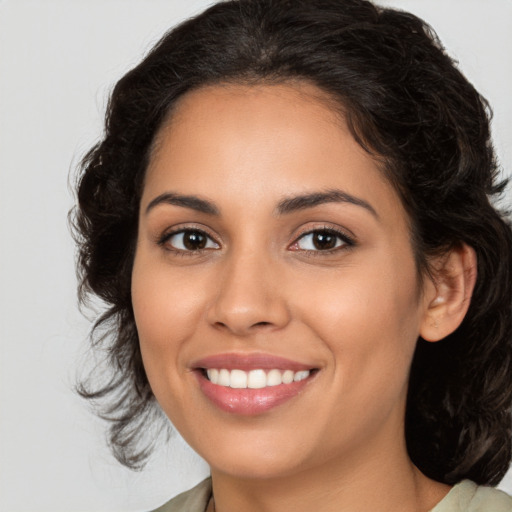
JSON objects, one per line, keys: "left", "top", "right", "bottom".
{"left": 196, "top": 371, "right": 314, "bottom": 415}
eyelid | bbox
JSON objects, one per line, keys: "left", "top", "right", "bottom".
{"left": 288, "top": 225, "right": 356, "bottom": 253}
{"left": 154, "top": 222, "right": 355, "bottom": 255}
{"left": 157, "top": 224, "right": 221, "bottom": 252}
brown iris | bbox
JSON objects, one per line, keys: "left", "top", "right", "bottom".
{"left": 182, "top": 230, "right": 208, "bottom": 250}
{"left": 312, "top": 231, "right": 338, "bottom": 250}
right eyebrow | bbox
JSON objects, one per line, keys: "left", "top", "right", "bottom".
{"left": 276, "top": 189, "right": 378, "bottom": 218}
{"left": 145, "top": 192, "right": 219, "bottom": 215}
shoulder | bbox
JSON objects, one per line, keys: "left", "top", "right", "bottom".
{"left": 431, "top": 480, "right": 512, "bottom": 512}
{"left": 151, "top": 478, "right": 212, "bottom": 512}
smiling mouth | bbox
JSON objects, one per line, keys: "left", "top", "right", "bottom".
{"left": 191, "top": 353, "right": 319, "bottom": 414}
{"left": 195, "top": 364, "right": 318, "bottom": 415}
{"left": 203, "top": 368, "right": 311, "bottom": 389}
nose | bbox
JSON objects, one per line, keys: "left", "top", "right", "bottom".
{"left": 207, "top": 250, "right": 291, "bottom": 336}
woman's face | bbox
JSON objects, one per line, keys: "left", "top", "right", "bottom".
{"left": 132, "top": 83, "right": 435, "bottom": 479}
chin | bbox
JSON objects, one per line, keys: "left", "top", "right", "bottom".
{"left": 209, "top": 455, "right": 306, "bottom": 481}
{"left": 190, "top": 428, "right": 321, "bottom": 481}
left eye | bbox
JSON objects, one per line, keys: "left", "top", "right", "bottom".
{"left": 294, "top": 230, "right": 348, "bottom": 251}
{"left": 165, "top": 230, "right": 219, "bottom": 251}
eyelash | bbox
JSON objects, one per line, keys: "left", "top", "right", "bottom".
{"left": 157, "top": 226, "right": 355, "bottom": 256}
{"left": 157, "top": 227, "right": 219, "bottom": 256}
{"left": 290, "top": 226, "right": 355, "bottom": 256}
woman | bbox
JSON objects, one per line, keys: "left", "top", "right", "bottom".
{"left": 73, "top": 0, "right": 512, "bottom": 510}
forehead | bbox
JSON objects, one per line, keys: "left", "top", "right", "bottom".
{"left": 150, "top": 81, "right": 344, "bottom": 170}
{"left": 143, "top": 82, "right": 403, "bottom": 223}
{"left": 166, "top": 80, "right": 342, "bottom": 130}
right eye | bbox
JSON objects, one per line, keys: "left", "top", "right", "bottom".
{"left": 160, "top": 229, "right": 220, "bottom": 252}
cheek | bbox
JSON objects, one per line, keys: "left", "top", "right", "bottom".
{"left": 131, "top": 259, "right": 215, "bottom": 429}
{"left": 132, "top": 256, "right": 205, "bottom": 341}
{"left": 131, "top": 254, "right": 209, "bottom": 395}
{"left": 300, "top": 265, "right": 422, "bottom": 445}
{"left": 294, "top": 254, "right": 422, "bottom": 390}
{"left": 299, "top": 256, "right": 420, "bottom": 330}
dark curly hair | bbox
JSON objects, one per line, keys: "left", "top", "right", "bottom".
{"left": 72, "top": 0, "right": 512, "bottom": 483}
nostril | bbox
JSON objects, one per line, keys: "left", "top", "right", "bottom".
{"left": 208, "top": 294, "right": 291, "bottom": 334}
{"left": 212, "top": 320, "right": 273, "bottom": 334}
{"left": 215, "top": 320, "right": 271, "bottom": 328}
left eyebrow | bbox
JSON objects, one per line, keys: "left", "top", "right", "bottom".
{"left": 276, "top": 189, "right": 378, "bottom": 218}
{"left": 145, "top": 192, "right": 219, "bottom": 215}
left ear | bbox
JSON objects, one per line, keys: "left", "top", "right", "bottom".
{"left": 420, "top": 243, "right": 477, "bottom": 342}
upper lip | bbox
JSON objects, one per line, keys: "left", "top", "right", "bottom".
{"left": 191, "top": 352, "right": 316, "bottom": 372}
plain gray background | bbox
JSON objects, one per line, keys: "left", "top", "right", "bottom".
{"left": 1, "top": 1, "right": 511, "bottom": 510}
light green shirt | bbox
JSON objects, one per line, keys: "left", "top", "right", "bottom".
{"left": 152, "top": 477, "right": 512, "bottom": 512}
{"left": 430, "top": 479, "right": 512, "bottom": 512}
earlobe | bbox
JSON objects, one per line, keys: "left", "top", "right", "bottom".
{"left": 420, "top": 244, "right": 477, "bottom": 342}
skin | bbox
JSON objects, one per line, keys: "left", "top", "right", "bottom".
{"left": 132, "top": 83, "right": 475, "bottom": 512}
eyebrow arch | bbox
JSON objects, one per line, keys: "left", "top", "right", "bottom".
{"left": 276, "top": 189, "right": 378, "bottom": 218}
{"left": 145, "top": 192, "right": 219, "bottom": 215}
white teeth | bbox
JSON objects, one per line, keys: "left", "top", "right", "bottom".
{"left": 206, "top": 368, "right": 219, "bottom": 384}
{"left": 205, "top": 368, "right": 311, "bottom": 388}
{"left": 247, "top": 369, "right": 267, "bottom": 389}
{"left": 266, "top": 369, "right": 282, "bottom": 386}
{"left": 294, "top": 370, "right": 309, "bottom": 382}
{"left": 230, "top": 369, "right": 247, "bottom": 388}
{"left": 218, "top": 369, "right": 231, "bottom": 386}
{"left": 282, "top": 370, "right": 294, "bottom": 384}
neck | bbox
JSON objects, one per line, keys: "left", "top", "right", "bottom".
{"left": 209, "top": 435, "right": 449, "bottom": 512}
